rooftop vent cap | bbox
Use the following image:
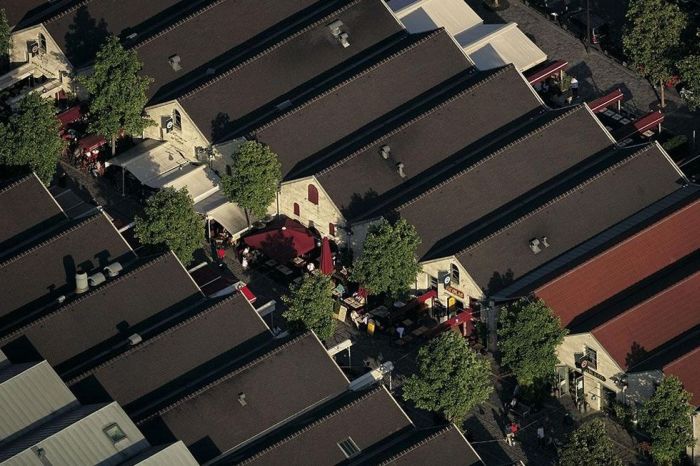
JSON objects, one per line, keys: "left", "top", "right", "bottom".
{"left": 128, "top": 333, "right": 142, "bottom": 346}
{"left": 529, "top": 238, "right": 541, "bottom": 254}
{"left": 396, "top": 162, "right": 406, "bottom": 178}
{"left": 88, "top": 272, "right": 106, "bottom": 287}
{"left": 238, "top": 392, "right": 247, "bottom": 406}
{"left": 339, "top": 32, "right": 350, "bottom": 48}
{"left": 380, "top": 145, "right": 391, "bottom": 159}
{"left": 75, "top": 272, "right": 89, "bottom": 294}
{"left": 57, "top": 295, "right": 66, "bottom": 304}
{"left": 168, "top": 54, "right": 182, "bottom": 71}
{"left": 328, "top": 20, "right": 350, "bottom": 48}
{"left": 104, "top": 262, "right": 123, "bottom": 278}
{"left": 541, "top": 236, "right": 550, "bottom": 248}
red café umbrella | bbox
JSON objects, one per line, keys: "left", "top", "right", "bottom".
{"left": 243, "top": 218, "right": 316, "bottom": 263}
{"left": 320, "top": 236, "right": 333, "bottom": 275}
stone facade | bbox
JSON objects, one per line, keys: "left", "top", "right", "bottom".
{"left": 417, "top": 256, "right": 484, "bottom": 307}
{"left": 278, "top": 176, "right": 345, "bottom": 241}
{"left": 143, "top": 100, "right": 210, "bottom": 161}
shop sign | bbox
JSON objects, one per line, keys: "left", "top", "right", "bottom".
{"left": 583, "top": 367, "right": 606, "bottom": 382}
{"left": 445, "top": 285, "right": 464, "bottom": 299}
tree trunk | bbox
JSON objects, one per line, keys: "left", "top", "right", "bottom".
{"left": 111, "top": 134, "right": 116, "bottom": 156}
{"left": 660, "top": 79, "right": 666, "bottom": 108}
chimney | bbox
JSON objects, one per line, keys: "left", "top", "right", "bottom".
{"left": 396, "top": 162, "right": 406, "bottom": 178}
{"left": 75, "top": 272, "right": 89, "bottom": 294}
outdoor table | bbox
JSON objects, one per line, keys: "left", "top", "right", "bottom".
{"left": 343, "top": 296, "right": 364, "bottom": 310}
{"left": 291, "top": 257, "right": 306, "bottom": 268}
{"left": 402, "top": 318, "right": 414, "bottom": 327}
{"left": 276, "top": 264, "right": 294, "bottom": 276}
{"left": 265, "top": 259, "right": 278, "bottom": 267}
{"left": 411, "top": 326, "right": 428, "bottom": 337}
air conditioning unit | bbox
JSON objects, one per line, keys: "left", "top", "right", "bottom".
{"left": 128, "top": 333, "right": 142, "bottom": 345}
{"left": 75, "top": 272, "right": 89, "bottom": 294}
{"left": 88, "top": 272, "right": 106, "bottom": 287}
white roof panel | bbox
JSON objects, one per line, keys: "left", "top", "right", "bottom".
{"left": 390, "top": 0, "right": 482, "bottom": 34}
{"left": 459, "top": 23, "right": 547, "bottom": 71}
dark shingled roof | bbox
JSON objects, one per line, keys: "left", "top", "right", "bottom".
{"left": 253, "top": 28, "right": 473, "bottom": 179}
{"left": 0, "top": 252, "right": 202, "bottom": 371}
{"left": 241, "top": 387, "right": 412, "bottom": 465}
{"left": 0, "top": 174, "right": 65, "bottom": 253}
{"left": 536, "top": 198, "right": 700, "bottom": 327}
{"left": 378, "top": 425, "right": 482, "bottom": 466}
{"left": 316, "top": 65, "right": 544, "bottom": 220}
{"left": 1, "top": 0, "right": 71, "bottom": 29}
{"left": 143, "top": 332, "right": 348, "bottom": 463}
{"left": 68, "top": 293, "right": 271, "bottom": 408}
{"left": 43, "top": 0, "right": 189, "bottom": 67}
{"left": 397, "top": 105, "right": 615, "bottom": 259}
{"left": 456, "top": 144, "right": 685, "bottom": 290}
{"left": 0, "top": 213, "right": 133, "bottom": 323}
{"left": 179, "top": 0, "right": 404, "bottom": 142}
{"left": 136, "top": 0, "right": 325, "bottom": 101}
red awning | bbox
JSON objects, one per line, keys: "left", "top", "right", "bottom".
{"left": 587, "top": 89, "right": 624, "bottom": 113}
{"left": 526, "top": 60, "right": 568, "bottom": 85}
{"left": 78, "top": 134, "right": 107, "bottom": 152}
{"left": 243, "top": 217, "right": 316, "bottom": 263}
{"left": 613, "top": 110, "right": 664, "bottom": 141}
{"left": 320, "top": 236, "right": 333, "bottom": 275}
{"left": 417, "top": 289, "right": 437, "bottom": 303}
{"left": 240, "top": 285, "right": 257, "bottom": 304}
{"left": 57, "top": 105, "right": 81, "bottom": 128}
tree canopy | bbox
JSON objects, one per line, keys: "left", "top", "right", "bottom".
{"left": 0, "top": 9, "right": 10, "bottom": 69}
{"left": 678, "top": 55, "right": 700, "bottom": 111}
{"left": 0, "top": 93, "right": 65, "bottom": 183}
{"left": 282, "top": 273, "right": 335, "bottom": 341}
{"left": 498, "top": 299, "right": 567, "bottom": 387}
{"left": 639, "top": 375, "right": 694, "bottom": 465}
{"left": 79, "top": 36, "right": 153, "bottom": 154}
{"left": 558, "top": 419, "right": 623, "bottom": 466}
{"left": 403, "top": 331, "right": 493, "bottom": 422}
{"left": 134, "top": 187, "right": 204, "bottom": 265}
{"left": 220, "top": 141, "right": 281, "bottom": 219}
{"left": 351, "top": 219, "right": 421, "bottom": 299}
{"left": 623, "top": 0, "right": 687, "bottom": 105}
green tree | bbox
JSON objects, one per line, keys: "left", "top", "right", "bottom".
{"left": 403, "top": 331, "right": 493, "bottom": 422}
{"left": 282, "top": 273, "right": 335, "bottom": 341}
{"left": 134, "top": 187, "right": 204, "bottom": 265}
{"left": 79, "top": 36, "right": 153, "bottom": 155}
{"left": 351, "top": 219, "right": 421, "bottom": 299}
{"left": 220, "top": 141, "right": 281, "bottom": 220}
{"left": 498, "top": 299, "right": 567, "bottom": 387}
{"left": 623, "top": 0, "right": 687, "bottom": 107}
{"left": 0, "top": 93, "right": 65, "bottom": 183}
{"left": 0, "top": 9, "right": 10, "bottom": 71}
{"left": 559, "top": 419, "right": 623, "bottom": 466}
{"left": 678, "top": 55, "right": 700, "bottom": 111}
{"left": 639, "top": 375, "right": 694, "bottom": 465}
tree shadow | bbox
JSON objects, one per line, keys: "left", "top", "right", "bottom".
{"left": 625, "top": 341, "right": 648, "bottom": 369}
{"left": 64, "top": 6, "right": 109, "bottom": 67}
{"left": 342, "top": 189, "right": 379, "bottom": 220}
{"left": 486, "top": 269, "right": 514, "bottom": 295}
{"left": 211, "top": 112, "right": 233, "bottom": 144}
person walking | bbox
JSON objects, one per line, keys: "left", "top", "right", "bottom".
{"left": 537, "top": 425, "right": 545, "bottom": 446}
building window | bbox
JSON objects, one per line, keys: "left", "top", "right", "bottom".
{"left": 173, "top": 109, "right": 182, "bottom": 130}
{"left": 329, "top": 223, "right": 335, "bottom": 236}
{"left": 584, "top": 346, "right": 597, "bottom": 370}
{"left": 307, "top": 184, "right": 319, "bottom": 205}
{"left": 293, "top": 203, "right": 300, "bottom": 216}
{"left": 38, "top": 33, "right": 47, "bottom": 54}
{"left": 337, "top": 437, "right": 361, "bottom": 458}
{"left": 103, "top": 423, "right": 127, "bottom": 444}
{"left": 429, "top": 275, "right": 438, "bottom": 289}
{"left": 451, "top": 263, "right": 460, "bottom": 284}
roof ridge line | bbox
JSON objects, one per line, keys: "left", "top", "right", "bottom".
{"left": 0, "top": 174, "right": 35, "bottom": 195}
{"left": 43, "top": 0, "right": 94, "bottom": 24}
{"left": 456, "top": 145, "right": 653, "bottom": 257}
{"left": 594, "top": 267, "right": 700, "bottom": 334}
{"left": 396, "top": 105, "right": 582, "bottom": 211}
{"left": 240, "top": 387, "right": 384, "bottom": 464}
{"left": 664, "top": 343, "right": 700, "bottom": 369}
{"left": 132, "top": 0, "right": 233, "bottom": 49}
{"left": 317, "top": 65, "right": 516, "bottom": 176}
{"left": 0, "top": 253, "right": 173, "bottom": 345}
{"left": 0, "top": 214, "right": 101, "bottom": 268}
{"left": 138, "top": 332, "right": 313, "bottom": 424}
{"left": 251, "top": 29, "right": 444, "bottom": 135}
{"left": 379, "top": 426, "right": 453, "bottom": 465}
{"left": 181, "top": 0, "right": 364, "bottom": 100}
{"left": 66, "top": 293, "right": 241, "bottom": 385}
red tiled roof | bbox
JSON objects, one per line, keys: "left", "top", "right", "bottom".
{"left": 591, "top": 270, "right": 700, "bottom": 369}
{"left": 664, "top": 347, "right": 700, "bottom": 407}
{"left": 536, "top": 199, "right": 700, "bottom": 327}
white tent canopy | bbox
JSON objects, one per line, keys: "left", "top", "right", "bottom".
{"left": 194, "top": 191, "right": 250, "bottom": 240}
{"left": 388, "top": 0, "right": 546, "bottom": 72}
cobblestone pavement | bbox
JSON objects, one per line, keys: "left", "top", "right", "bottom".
{"left": 467, "top": 0, "right": 700, "bottom": 142}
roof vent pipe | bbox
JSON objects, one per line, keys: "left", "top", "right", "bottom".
{"left": 104, "top": 262, "right": 123, "bottom": 278}
{"left": 528, "top": 238, "right": 542, "bottom": 254}
{"left": 238, "top": 392, "right": 247, "bottom": 406}
{"left": 75, "top": 272, "right": 89, "bottom": 294}
{"left": 380, "top": 145, "right": 391, "bottom": 159}
{"left": 88, "top": 272, "right": 106, "bottom": 287}
{"left": 128, "top": 334, "right": 142, "bottom": 346}
{"left": 396, "top": 162, "right": 406, "bottom": 178}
